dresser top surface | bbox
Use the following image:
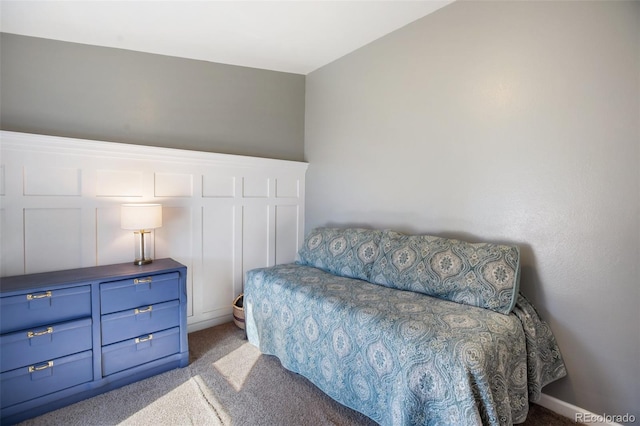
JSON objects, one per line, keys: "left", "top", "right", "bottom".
{"left": 0, "top": 258, "right": 186, "bottom": 295}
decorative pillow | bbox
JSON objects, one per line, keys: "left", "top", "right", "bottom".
{"left": 370, "top": 230, "right": 521, "bottom": 314}
{"left": 296, "top": 228, "right": 383, "bottom": 281}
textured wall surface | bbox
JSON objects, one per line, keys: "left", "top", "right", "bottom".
{"left": 305, "top": 1, "right": 639, "bottom": 419}
{"left": 0, "top": 33, "right": 305, "bottom": 161}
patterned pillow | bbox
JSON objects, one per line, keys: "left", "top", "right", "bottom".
{"left": 296, "top": 228, "right": 383, "bottom": 281}
{"left": 370, "top": 230, "right": 521, "bottom": 314}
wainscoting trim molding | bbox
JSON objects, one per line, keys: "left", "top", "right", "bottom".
{"left": 0, "top": 131, "right": 308, "bottom": 332}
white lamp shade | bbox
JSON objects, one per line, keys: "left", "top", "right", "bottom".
{"left": 121, "top": 204, "right": 163, "bottom": 230}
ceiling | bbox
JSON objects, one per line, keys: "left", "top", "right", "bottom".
{"left": 0, "top": 1, "right": 452, "bottom": 75}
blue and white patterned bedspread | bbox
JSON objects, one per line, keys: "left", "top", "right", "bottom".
{"left": 245, "top": 263, "right": 566, "bottom": 426}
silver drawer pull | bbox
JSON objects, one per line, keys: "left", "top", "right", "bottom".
{"left": 29, "top": 361, "right": 53, "bottom": 373}
{"left": 134, "top": 306, "right": 153, "bottom": 315}
{"left": 135, "top": 334, "right": 153, "bottom": 344}
{"left": 134, "top": 277, "right": 152, "bottom": 284}
{"left": 27, "top": 327, "right": 53, "bottom": 338}
{"left": 26, "top": 291, "right": 52, "bottom": 300}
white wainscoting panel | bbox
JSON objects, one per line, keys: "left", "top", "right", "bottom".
{"left": 156, "top": 206, "right": 194, "bottom": 317}
{"left": 24, "top": 167, "right": 82, "bottom": 196}
{"left": 202, "top": 174, "right": 236, "bottom": 198}
{"left": 243, "top": 176, "right": 270, "bottom": 198}
{"left": 96, "top": 169, "right": 144, "bottom": 197}
{"left": 242, "top": 204, "right": 271, "bottom": 276}
{"left": 96, "top": 206, "right": 133, "bottom": 266}
{"left": 275, "top": 205, "right": 300, "bottom": 264}
{"left": 0, "top": 206, "right": 23, "bottom": 277}
{"left": 24, "top": 208, "right": 84, "bottom": 274}
{"left": 155, "top": 173, "right": 193, "bottom": 197}
{"left": 0, "top": 131, "right": 308, "bottom": 332}
{"left": 276, "top": 177, "right": 300, "bottom": 198}
{"left": 201, "top": 204, "right": 237, "bottom": 318}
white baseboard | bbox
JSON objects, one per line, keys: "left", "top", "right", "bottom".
{"left": 537, "top": 393, "right": 624, "bottom": 425}
{"left": 187, "top": 315, "right": 234, "bottom": 334}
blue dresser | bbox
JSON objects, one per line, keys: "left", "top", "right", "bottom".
{"left": 0, "top": 258, "right": 188, "bottom": 425}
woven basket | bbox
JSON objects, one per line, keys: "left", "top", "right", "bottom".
{"left": 232, "top": 294, "right": 245, "bottom": 330}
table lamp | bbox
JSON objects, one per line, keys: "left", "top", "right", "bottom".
{"left": 121, "top": 204, "right": 163, "bottom": 265}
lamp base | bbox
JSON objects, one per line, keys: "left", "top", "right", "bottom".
{"left": 132, "top": 230, "right": 153, "bottom": 266}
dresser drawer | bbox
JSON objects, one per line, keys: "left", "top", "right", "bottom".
{"left": 0, "top": 318, "right": 92, "bottom": 373}
{"left": 0, "top": 286, "right": 91, "bottom": 334}
{"left": 102, "top": 327, "right": 180, "bottom": 376}
{"left": 0, "top": 350, "right": 93, "bottom": 409}
{"left": 100, "top": 272, "right": 179, "bottom": 315}
{"left": 101, "top": 300, "right": 180, "bottom": 346}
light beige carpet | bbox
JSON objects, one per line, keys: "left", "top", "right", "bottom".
{"left": 19, "top": 322, "right": 578, "bottom": 426}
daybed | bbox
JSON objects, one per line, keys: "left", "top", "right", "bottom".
{"left": 245, "top": 228, "right": 566, "bottom": 425}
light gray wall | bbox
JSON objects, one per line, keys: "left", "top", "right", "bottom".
{"left": 306, "top": 0, "right": 639, "bottom": 420}
{"left": 0, "top": 33, "right": 305, "bottom": 161}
